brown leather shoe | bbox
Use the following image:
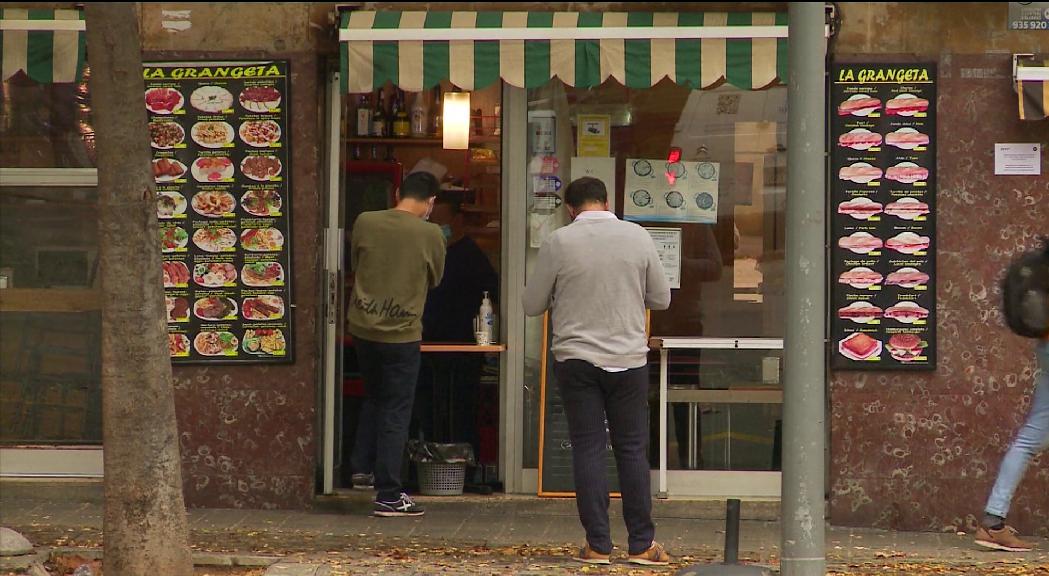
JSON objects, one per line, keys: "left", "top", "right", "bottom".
{"left": 629, "top": 541, "right": 671, "bottom": 566}
{"left": 975, "top": 525, "right": 1035, "bottom": 552}
{"left": 572, "top": 544, "right": 611, "bottom": 565}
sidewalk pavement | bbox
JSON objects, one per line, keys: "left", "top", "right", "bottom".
{"left": 2, "top": 481, "right": 1047, "bottom": 575}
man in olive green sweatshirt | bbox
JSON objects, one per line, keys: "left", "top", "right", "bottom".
{"left": 348, "top": 171, "right": 446, "bottom": 517}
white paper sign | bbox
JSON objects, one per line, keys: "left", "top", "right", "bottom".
{"left": 528, "top": 110, "right": 556, "bottom": 156}
{"left": 570, "top": 157, "right": 617, "bottom": 213}
{"left": 995, "top": 143, "right": 1041, "bottom": 176}
{"left": 624, "top": 159, "right": 719, "bottom": 224}
{"left": 644, "top": 227, "right": 682, "bottom": 290}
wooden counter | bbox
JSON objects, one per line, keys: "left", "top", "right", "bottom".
{"left": 420, "top": 343, "right": 505, "bottom": 353}
{"left": 342, "top": 336, "right": 505, "bottom": 353}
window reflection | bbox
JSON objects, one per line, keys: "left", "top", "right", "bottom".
{"left": 0, "top": 187, "right": 101, "bottom": 444}
{"left": 0, "top": 67, "right": 95, "bottom": 168}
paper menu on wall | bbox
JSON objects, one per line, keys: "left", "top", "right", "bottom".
{"left": 644, "top": 227, "right": 682, "bottom": 289}
{"left": 624, "top": 159, "right": 719, "bottom": 224}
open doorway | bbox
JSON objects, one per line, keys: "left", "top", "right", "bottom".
{"left": 328, "top": 78, "right": 505, "bottom": 494}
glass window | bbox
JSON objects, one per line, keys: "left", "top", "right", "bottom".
{"left": 522, "top": 79, "right": 788, "bottom": 471}
{"left": 0, "top": 68, "right": 96, "bottom": 168}
{"left": 0, "top": 187, "right": 101, "bottom": 444}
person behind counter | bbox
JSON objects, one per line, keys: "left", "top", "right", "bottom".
{"left": 415, "top": 193, "right": 498, "bottom": 460}
{"left": 347, "top": 171, "right": 446, "bottom": 518}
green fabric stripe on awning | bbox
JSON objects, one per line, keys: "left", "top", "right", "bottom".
{"left": 524, "top": 12, "right": 552, "bottom": 88}
{"left": 473, "top": 12, "right": 502, "bottom": 89}
{"left": 675, "top": 13, "right": 703, "bottom": 89}
{"left": 725, "top": 12, "right": 752, "bottom": 90}
{"left": 422, "top": 12, "right": 451, "bottom": 89}
{"left": 574, "top": 12, "right": 603, "bottom": 88}
{"left": 423, "top": 40, "right": 449, "bottom": 90}
{"left": 371, "top": 11, "right": 401, "bottom": 90}
{"left": 625, "top": 12, "right": 652, "bottom": 89}
{"left": 27, "top": 9, "right": 54, "bottom": 83}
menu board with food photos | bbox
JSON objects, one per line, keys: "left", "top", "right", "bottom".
{"left": 831, "top": 63, "right": 936, "bottom": 371}
{"left": 144, "top": 60, "right": 292, "bottom": 364}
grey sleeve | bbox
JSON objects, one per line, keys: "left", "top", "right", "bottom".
{"left": 522, "top": 237, "right": 558, "bottom": 317}
{"left": 644, "top": 234, "right": 672, "bottom": 311}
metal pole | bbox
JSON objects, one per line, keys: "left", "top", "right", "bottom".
{"left": 724, "top": 499, "right": 741, "bottom": 564}
{"left": 781, "top": 3, "right": 826, "bottom": 576}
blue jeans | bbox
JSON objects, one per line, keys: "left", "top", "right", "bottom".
{"left": 985, "top": 342, "right": 1049, "bottom": 519}
{"left": 350, "top": 338, "right": 421, "bottom": 502}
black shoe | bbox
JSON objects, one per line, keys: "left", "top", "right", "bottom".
{"left": 373, "top": 493, "right": 425, "bottom": 517}
{"left": 351, "top": 473, "right": 374, "bottom": 489}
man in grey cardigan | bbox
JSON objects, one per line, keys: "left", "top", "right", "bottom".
{"left": 523, "top": 177, "right": 672, "bottom": 566}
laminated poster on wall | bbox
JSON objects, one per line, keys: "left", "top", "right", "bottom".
{"left": 644, "top": 227, "right": 682, "bottom": 289}
{"left": 528, "top": 110, "right": 556, "bottom": 156}
{"left": 145, "top": 59, "right": 293, "bottom": 365}
{"left": 624, "top": 158, "right": 719, "bottom": 224}
{"left": 576, "top": 114, "right": 610, "bottom": 157}
{"left": 830, "top": 62, "right": 937, "bottom": 371}
{"left": 529, "top": 149, "right": 564, "bottom": 249}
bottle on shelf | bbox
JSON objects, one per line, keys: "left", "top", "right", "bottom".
{"left": 431, "top": 85, "right": 443, "bottom": 137}
{"left": 392, "top": 90, "right": 410, "bottom": 137}
{"left": 478, "top": 291, "right": 494, "bottom": 344}
{"left": 371, "top": 89, "right": 387, "bottom": 137}
{"left": 410, "top": 91, "right": 428, "bottom": 138}
{"left": 355, "top": 94, "right": 372, "bottom": 138}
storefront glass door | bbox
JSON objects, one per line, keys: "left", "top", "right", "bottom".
{"left": 522, "top": 80, "right": 788, "bottom": 497}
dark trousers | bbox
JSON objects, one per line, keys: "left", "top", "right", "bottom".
{"left": 554, "top": 360, "right": 655, "bottom": 556}
{"left": 350, "top": 338, "right": 421, "bottom": 502}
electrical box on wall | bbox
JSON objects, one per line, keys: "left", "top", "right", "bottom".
{"left": 762, "top": 356, "right": 781, "bottom": 385}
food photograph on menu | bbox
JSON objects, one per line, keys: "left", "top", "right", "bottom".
{"left": 144, "top": 60, "right": 293, "bottom": 364}
{"left": 830, "top": 63, "right": 937, "bottom": 371}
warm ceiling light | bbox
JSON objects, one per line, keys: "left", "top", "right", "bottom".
{"left": 443, "top": 91, "right": 471, "bottom": 150}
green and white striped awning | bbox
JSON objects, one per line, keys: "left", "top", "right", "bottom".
{"left": 1, "top": 8, "right": 86, "bottom": 84}
{"left": 340, "top": 11, "right": 789, "bottom": 93}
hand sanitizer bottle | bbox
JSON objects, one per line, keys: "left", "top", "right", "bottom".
{"left": 479, "top": 291, "right": 494, "bottom": 344}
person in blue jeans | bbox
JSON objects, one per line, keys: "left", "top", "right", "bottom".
{"left": 976, "top": 341, "right": 1049, "bottom": 551}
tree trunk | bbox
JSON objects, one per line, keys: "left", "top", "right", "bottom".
{"left": 84, "top": 4, "right": 193, "bottom": 575}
